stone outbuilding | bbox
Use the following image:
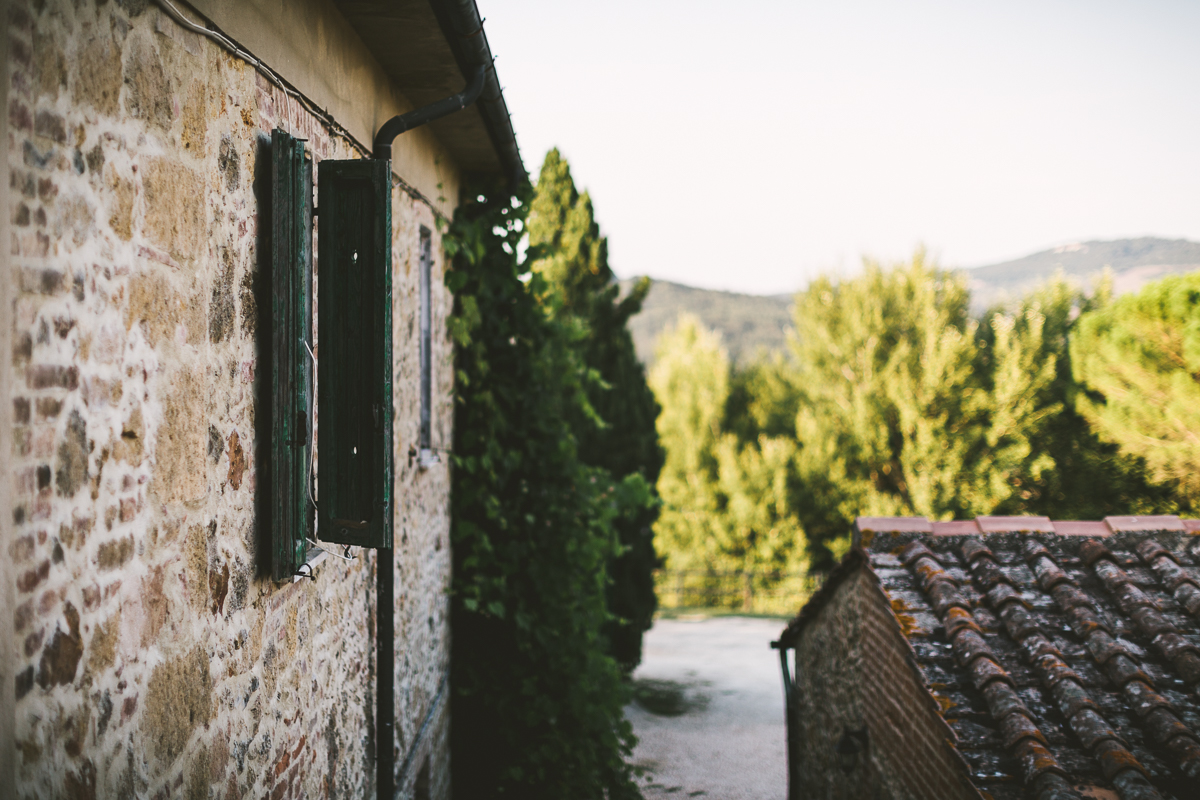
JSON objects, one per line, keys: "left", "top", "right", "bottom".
{"left": 0, "top": 0, "right": 522, "bottom": 797}
{"left": 775, "top": 515, "right": 1200, "bottom": 800}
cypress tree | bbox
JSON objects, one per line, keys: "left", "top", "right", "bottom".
{"left": 527, "top": 149, "right": 663, "bottom": 671}
{"left": 446, "top": 184, "right": 642, "bottom": 799}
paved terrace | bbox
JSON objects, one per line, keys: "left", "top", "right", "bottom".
{"left": 627, "top": 616, "right": 788, "bottom": 799}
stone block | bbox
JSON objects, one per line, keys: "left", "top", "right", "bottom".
{"left": 125, "top": 271, "right": 184, "bottom": 347}
{"left": 19, "top": 266, "right": 62, "bottom": 294}
{"left": 107, "top": 168, "right": 134, "bottom": 241}
{"left": 10, "top": 98, "right": 32, "bottom": 132}
{"left": 33, "top": 109, "right": 66, "bottom": 143}
{"left": 27, "top": 364, "right": 78, "bottom": 389}
{"left": 181, "top": 81, "right": 207, "bottom": 156}
{"left": 35, "top": 397, "right": 62, "bottom": 420}
{"left": 36, "top": 602, "right": 83, "bottom": 688}
{"left": 154, "top": 368, "right": 206, "bottom": 504}
{"left": 143, "top": 157, "right": 203, "bottom": 266}
{"left": 113, "top": 406, "right": 144, "bottom": 464}
{"left": 74, "top": 22, "right": 124, "bottom": 116}
{"left": 123, "top": 35, "right": 173, "bottom": 129}
{"left": 55, "top": 409, "right": 89, "bottom": 496}
{"left": 98, "top": 537, "right": 134, "bottom": 570}
{"left": 143, "top": 647, "right": 214, "bottom": 763}
{"left": 34, "top": 34, "right": 70, "bottom": 101}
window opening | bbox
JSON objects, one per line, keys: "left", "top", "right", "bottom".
{"left": 418, "top": 227, "right": 437, "bottom": 468}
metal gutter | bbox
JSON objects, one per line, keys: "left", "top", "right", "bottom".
{"left": 426, "top": 0, "right": 527, "bottom": 187}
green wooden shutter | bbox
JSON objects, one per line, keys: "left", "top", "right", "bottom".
{"left": 270, "top": 129, "right": 314, "bottom": 580}
{"left": 317, "top": 159, "right": 393, "bottom": 549}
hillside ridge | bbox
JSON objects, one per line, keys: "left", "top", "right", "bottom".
{"left": 624, "top": 237, "right": 1200, "bottom": 365}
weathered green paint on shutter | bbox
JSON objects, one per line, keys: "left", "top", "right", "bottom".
{"left": 270, "top": 129, "right": 314, "bottom": 581}
{"left": 317, "top": 159, "right": 393, "bottom": 549}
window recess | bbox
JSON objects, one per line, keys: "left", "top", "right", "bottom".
{"left": 417, "top": 226, "right": 438, "bottom": 468}
{"left": 269, "top": 129, "right": 315, "bottom": 581}
{"left": 316, "top": 159, "right": 394, "bottom": 549}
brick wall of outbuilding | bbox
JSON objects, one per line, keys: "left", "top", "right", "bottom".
{"left": 790, "top": 565, "right": 981, "bottom": 800}
{"left": 5, "top": 1, "right": 454, "bottom": 797}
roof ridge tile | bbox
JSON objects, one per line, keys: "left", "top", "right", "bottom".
{"left": 899, "top": 540, "right": 937, "bottom": 566}
{"left": 943, "top": 606, "right": 982, "bottom": 638}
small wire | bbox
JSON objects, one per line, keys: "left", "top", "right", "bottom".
{"left": 305, "top": 433, "right": 318, "bottom": 509}
{"left": 152, "top": 0, "right": 369, "bottom": 157}
{"left": 299, "top": 338, "right": 319, "bottom": 509}
{"left": 150, "top": 0, "right": 451, "bottom": 220}
{"left": 307, "top": 538, "right": 357, "bottom": 562}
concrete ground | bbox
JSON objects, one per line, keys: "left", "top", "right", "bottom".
{"left": 626, "top": 616, "right": 789, "bottom": 800}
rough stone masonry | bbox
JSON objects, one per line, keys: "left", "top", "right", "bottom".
{"left": 4, "top": 1, "right": 456, "bottom": 797}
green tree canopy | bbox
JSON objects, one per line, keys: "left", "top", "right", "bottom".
{"left": 649, "top": 315, "right": 730, "bottom": 573}
{"left": 648, "top": 254, "right": 1180, "bottom": 586}
{"left": 788, "top": 253, "right": 1066, "bottom": 554}
{"left": 1072, "top": 272, "right": 1200, "bottom": 505}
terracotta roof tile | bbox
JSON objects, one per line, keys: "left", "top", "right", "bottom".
{"left": 814, "top": 515, "right": 1200, "bottom": 797}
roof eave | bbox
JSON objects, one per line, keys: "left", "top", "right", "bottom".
{"left": 336, "top": 0, "right": 526, "bottom": 188}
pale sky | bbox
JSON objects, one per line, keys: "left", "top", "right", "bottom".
{"left": 480, "top": 0, "right": 1200, "bottom": 295}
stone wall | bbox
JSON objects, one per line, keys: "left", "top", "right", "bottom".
{"left": 5, "top": 1, "right": 454, "bottom": 797}
{"left": 790, "top": 566, "right": 978, "bottom": 800}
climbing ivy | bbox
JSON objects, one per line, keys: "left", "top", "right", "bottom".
{"left": 444, "top": 182, "right": 645, "bottom": 799}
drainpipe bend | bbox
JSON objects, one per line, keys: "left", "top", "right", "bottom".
{"left": 372, "top": 63, "right": 487, "bottom": 161}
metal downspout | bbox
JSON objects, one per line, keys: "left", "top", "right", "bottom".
{"left": 773, "top": 640, "right": 799, "bottom": 800}
{"left": 370, "top": 64, "right": 486, "bottom": 800}
{"left": 372, "top": 65, "right": 487, "bottom": 160}
{"left": 376, "top": 548, "right": 395, "bottom": 800}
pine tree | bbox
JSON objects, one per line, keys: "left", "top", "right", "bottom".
{"left": 527, "top": 149, "right": 663, "bottom": 671}
{"left": 1071, "top": 272, "right": 1200, "bottom": 507}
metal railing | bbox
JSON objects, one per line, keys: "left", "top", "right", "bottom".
{"left": 654, "top": 569, "right": 823, "bottom": 616}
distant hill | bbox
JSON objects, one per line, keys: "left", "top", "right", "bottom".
{"left": 624, "top": 237, "right": 1200, "bottom": 366}
{"left": 621, "top": 280, "right": 792, "bottom": 366}
{"left": 965, "top": 237, "right": 1200, "bottom": 312}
